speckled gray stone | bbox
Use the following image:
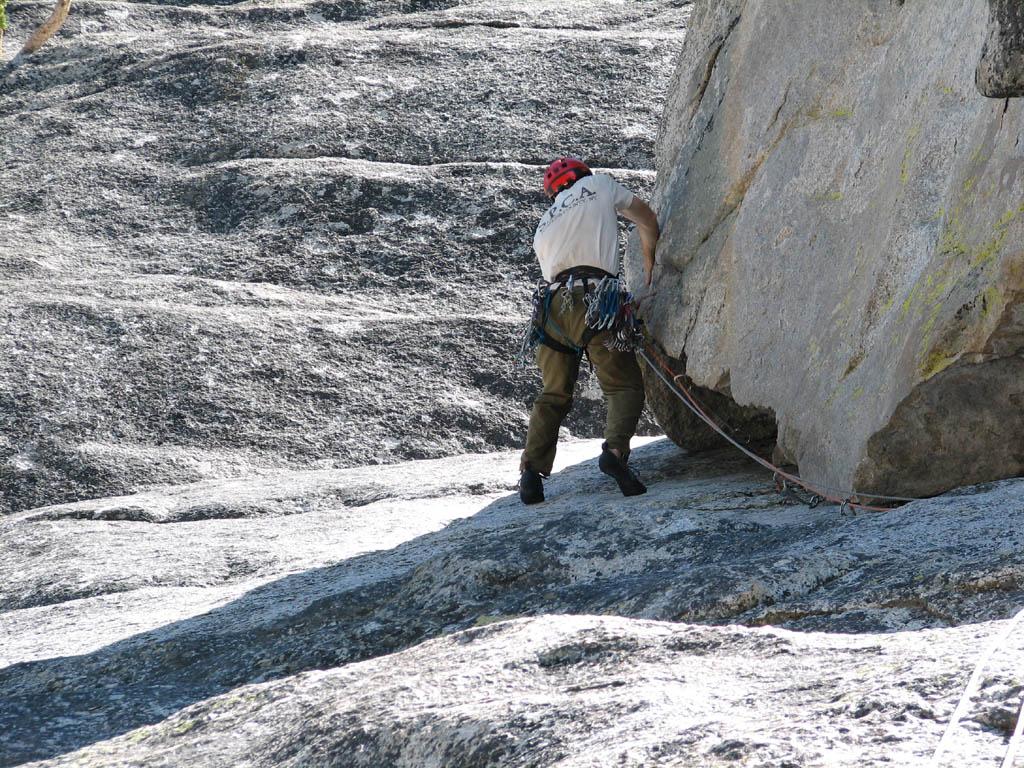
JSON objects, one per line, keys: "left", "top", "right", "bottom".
{"left": 2, "top": 439, "right": 1023, "bottom": 767}
{"left": 0, "top": 0, "right": 688, "bottom": 514}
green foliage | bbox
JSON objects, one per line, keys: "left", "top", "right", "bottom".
{"left": 0, "top": 0, "right": 8, "bottom": 32}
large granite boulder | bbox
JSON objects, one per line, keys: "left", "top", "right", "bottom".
{"left": 637, "top": 0, "right": 1024, "bottom": 499}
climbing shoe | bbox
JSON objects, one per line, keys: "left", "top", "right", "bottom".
{"left": 519, "top": 467, "right": 545, "bottom": 505}
{"left": 598, "top": 443, "right": 647, "bottom": 497}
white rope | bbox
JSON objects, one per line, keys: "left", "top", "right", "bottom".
{"left": 931, "top": 606, "right": 1024, "bottom": 767}
{"left": 1000, "top": 695, "right": 1024, "bottom": 768}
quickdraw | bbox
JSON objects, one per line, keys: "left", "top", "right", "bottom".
{"left": 514, "top": 274, "right": 644, "bottom": 366}
{"left": 584, "top": 277, "right": 644, "bottom": 352}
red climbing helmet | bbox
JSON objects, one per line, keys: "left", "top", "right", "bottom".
{"left": 543, "top": 157, "right": 591, "bottom": 199}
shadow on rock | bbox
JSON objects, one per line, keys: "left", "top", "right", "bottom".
{"left": 2, "top": 440, "right": 1024, "bottom": 765}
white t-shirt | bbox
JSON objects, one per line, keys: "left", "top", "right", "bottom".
{"left": 532, "top": 173, "right": 635, "bottom": 282}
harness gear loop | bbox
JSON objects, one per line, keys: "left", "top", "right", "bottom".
{"left": 514, "top": 267, "right": 642, "bottom": 366}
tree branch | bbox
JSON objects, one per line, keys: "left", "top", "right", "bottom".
{"left": 17, "top": 0, "right": 72, "bottom": 60}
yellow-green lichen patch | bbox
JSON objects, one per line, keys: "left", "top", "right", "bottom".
{"left": 824, "top": 382, "right": 844, "bottom": 408}
{"left": 916, "top": 302, "right": 944, "bottom": 365}
{"left": 900, "top": 153, "right": 911, "bottom": 185}
{"left": 900, "top": 126, "right": 921, "bottom": 185}
{"left": 832, "top": 293, "right": 852, "bottom": 316}
{"left": 982, "top": 284, "right": 1004, "bottom": 318}
{"left": 126, "top": 726, "right": 158, "bottom": 745}
{"left": 994, "top": 201, "right": 1024, "bottom": 232}
{"left": 900, "top": 281, "right": 923, "bottom": 319}
{"left": 970, "top": 233, "right": 1007, "bottom": 269}
{"left": 169, "top": 718, "right": 199, "bottom": 737}
{"left": 943, "top": 199, "right": 1023, "bottom": 270}
{"left": 897, "top": 191, "right": 1021, "bottom": 378}
{"left": 920, "top": 349, "right": 956, "bottom": 380}
{"left": 932, "top": 197, "right": 1020, "bottom": 275}
{"left": 806, "top": 338, "right": 822, "bottom": 366}
{"left": 205, "top": 689, "right": 267, "bottom": 714}
{"left": 916, "top": 285, "right": 1006, "bottom": 378}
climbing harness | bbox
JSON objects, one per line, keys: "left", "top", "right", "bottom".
{"left": 514, "top": 281, "right": 584, "bottom": 363}
{"left": 930, "top": 605, "right": 1024, "bottom": 768}
{"left": 514, "top": 268, "right": 644, "bottom": 366}
{"left": 638, "top": 342, "right": 925, "bottom": 513}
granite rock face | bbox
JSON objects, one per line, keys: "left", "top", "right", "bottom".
{"left": 2, "top": 438, "right": 1024, "bottom": 767}
{"left": 16, "top": 615, "right": 1024, "bottom": 768}
{"left": 978, "top": 0, "right": 1024, "bottom": 97}
{"left": 640, "top": 0, "right": 1024, "bottom": 499}
{"left": 0, "top": 0, "right": 688, "bottom": 514}
{"left": 4, "top": 1, "right": 1024, "bottom": 766}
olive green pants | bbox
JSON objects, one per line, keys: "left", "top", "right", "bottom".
{"left": 520, "top": 287, "right": 645, "bottom": 475}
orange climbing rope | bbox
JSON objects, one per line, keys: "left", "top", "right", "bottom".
{"left": 638, "top": 341, "right": 922, "bottom": 513}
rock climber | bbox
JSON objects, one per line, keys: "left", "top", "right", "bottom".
{"left": 518, "top": 157, "right": 660, "bottom": 505}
